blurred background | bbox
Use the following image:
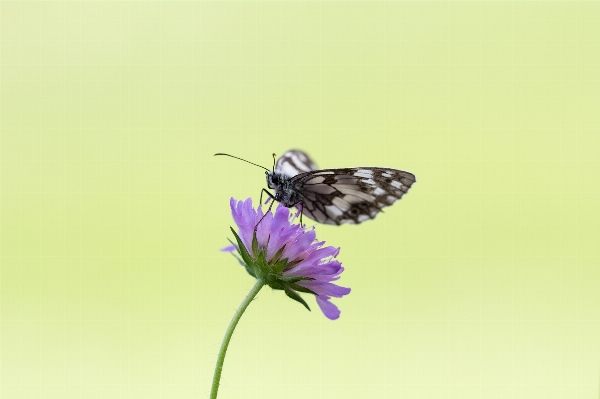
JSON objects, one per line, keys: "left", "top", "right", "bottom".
{"left": 1, "top": 2, "right": 599, "bottom": 399}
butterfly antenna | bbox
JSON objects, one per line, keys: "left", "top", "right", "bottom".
{"left": 214, "top": 153, "right": 270, "bottom": 172}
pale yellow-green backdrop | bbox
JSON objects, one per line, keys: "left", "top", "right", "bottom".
{"left": 1, "top": 2, "right": 599, "bottom": 399}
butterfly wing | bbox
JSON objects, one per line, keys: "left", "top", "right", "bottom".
{"left": 275, "top": 149, "right": 319, "bottom": 178}
{"left": 292, "top": 168, "right": 416, "bottom": 225}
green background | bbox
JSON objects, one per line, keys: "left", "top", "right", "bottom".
{"left": 2, "top": 2, "right": 600, "bottom": 398}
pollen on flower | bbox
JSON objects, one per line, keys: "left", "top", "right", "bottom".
{"left": 222, "top": 198, "right": 350, "bottom": 320}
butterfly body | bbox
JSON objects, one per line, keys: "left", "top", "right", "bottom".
{"left": 265, "top": 150, "right": 416, "bottom": 225}
{"left": 266, "top": 171, "right": 303, "bottom": 207}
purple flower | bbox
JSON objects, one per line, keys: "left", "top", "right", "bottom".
{"left": 223, "top": 198, "right": 350, "bottom": 320}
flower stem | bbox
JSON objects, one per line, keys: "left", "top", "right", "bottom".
{"left": 210, "top": 279, "right": 264, "bottom": 399}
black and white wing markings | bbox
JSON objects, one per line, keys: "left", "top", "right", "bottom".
{"left": 275, "top": 149, "right": 318, "bottom": 178}
{"left": 291, "top": 168, "right": 416, "bottom": 225}
{"left": 262, "top": 149, "right": 416, "bottom": 225}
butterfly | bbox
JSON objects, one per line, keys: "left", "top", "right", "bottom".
{"left": 217, "top": 149, "right": 416, "bottom": 225}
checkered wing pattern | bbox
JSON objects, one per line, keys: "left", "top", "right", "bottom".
{"left": 291, "top": 167, "right": 416, "bottom": 225}
{"left": 275, "top": 149, "right": 319, "bottom": 177}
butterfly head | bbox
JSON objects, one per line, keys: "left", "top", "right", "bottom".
{"left": 266, "top": 171, "right": 292, "bottom": 203}
{"left": 266, "top": 171, "right": 279, "bottom": 195}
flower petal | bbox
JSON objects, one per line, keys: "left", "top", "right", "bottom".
{"left": 255, "top": 208, "right": 274, "bottom": 250}
{"left": 284, "top": 246, "right": 340, "bottom": 277}
{"left": 297, "top": 280, "right": 351, "bottom": 298}
{"left": 316, "top": 295, "right": 341, "bottom": 320}
{"left": 230, "top": 198, "right": 261, "bottom": 251}
{"left": 310, "top": 260, "right": 343, "bottom": 276}
{"left": 220, "top": 245, "right": 236, "bottom": 252}
{"left": 281, "top": 228, "right": 316, "bottom": 262}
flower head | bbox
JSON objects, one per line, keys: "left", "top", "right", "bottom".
{"left": 222, "top": 198, "right": 350, "bottom": 320}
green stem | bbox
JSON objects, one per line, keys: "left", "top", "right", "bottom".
{"left": 210, "top": 279, "right": 265, "bottom": 399}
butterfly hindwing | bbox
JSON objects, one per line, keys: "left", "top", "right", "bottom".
{"left": 292, "top": 167, "right": 416, "bottom": 225}
{"left": 275, "top": 149, "right": 319, "bottom": 178}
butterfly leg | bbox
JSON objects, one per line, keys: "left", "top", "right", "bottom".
{"left": 290, "top": 200, "right": 304, "bottom": 227}
{"left": 254, "top": 198, "right": 275, "bottom": 233}
{"left": 254, "top": 189, "right": 276, "bottom": 232}
{"left": 260, "top": 188, "right": 275, "bottom": 205}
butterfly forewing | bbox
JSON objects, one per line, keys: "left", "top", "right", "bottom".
{"left": 291, "top": 167, "right": 416, "bottom": 225}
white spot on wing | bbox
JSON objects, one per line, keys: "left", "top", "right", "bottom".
{"left": 357, "top": 214, "right": 370, "bottom": 222}
{"left": 325, "top": 205, "right": 343, "bottom": 218}
{"left": 390, "top": 180, "right": 402, "bottom": 188}
{"left": 373, "top": 187, "right": 386, "bottom": 196}
{"left": 332, "top": 176, "right": 356, "bottom": 182}
{"left": 343, "top": 194, "right": 363, "bottom": 204}
{"left": 331, "top": 197, "right": 351, "bottom": 211}
{"left": 314, "top": 171, "right": 334, "bottom": 175}
{"left": 331, "top": 183, "right": 360, "bottom": 190}
{"left": 386, "top": 195, "right": 396, "bottom": 204}
{"left": 305, "top": 176, "right": 325, "bottom": 184}
{"left": 382, "top": 172, "right": 392, "bottom": 178}
{"left": 354, "top": 169, "right": 373, "bottom": 178}
{"left": 362, "top": 178, "right": 376, "bottom": 185}
{"left": 336, "top": 188, "right": 375, "bottom": 202}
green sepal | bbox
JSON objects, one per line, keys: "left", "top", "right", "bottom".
{"left": 251, "top": 233, "right": 259, "bottom": 257}
{"left": 271, "top": 256, "right": 303, "bottom": 274}
{"left": 265, "top": 273, "right": 307, "bottom": 291}
{"left": 255, "top": 249, "right": 271, "bottom": 279}
{"left": 265, "top": 278, "right": 284, "bottom": 290}
{"left": 282, "top": 284, "right": 311, "bottom": 312}
{"left": 284, "top": 258, "right": 302, "bottom": 269}
{"left": 269, "top": 244, "right": 287, "bottom": 265}
{"left": 230, "top": 227, "right": 260, "bottom": 276}
{"left": 229, "top": 252, "right": 255, "bottom": 277}
{"left": 257, "top": 248, "right": 266, "bottom": 265}
{"left": 225, "top": 238, "right": 255, "bottom": 276}
{"left": 287, "top": 282, "right": 317, "bottom": 296}
{"left": 276, "top": 275, "right": 314, "bottom": 284}
{"left": 231, "top": 253, "right": 245, "bottom": 267}
{"left": 230, "top": 227, "right": 251, "bottom": 264}
{"left": 271, "top": 258, "right": 289, "bottom": 274}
